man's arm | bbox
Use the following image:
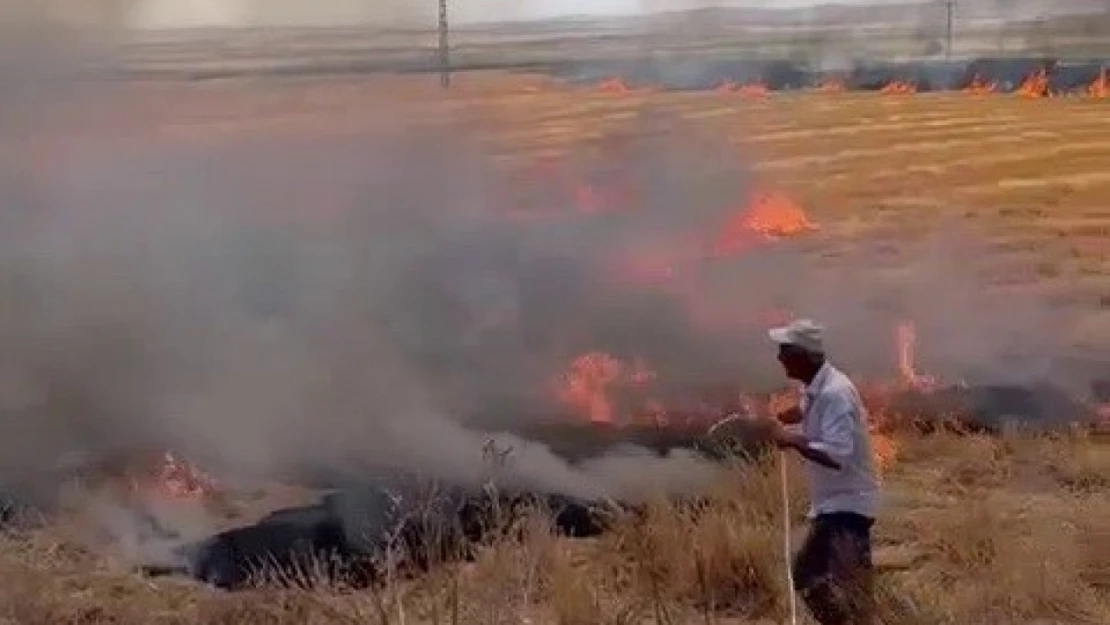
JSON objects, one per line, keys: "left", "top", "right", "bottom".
{"left": 776, "top": 431, "right": 842, "bottom": 470}
{"left": 776, "top": 396, "right": 856, "bottom": 471}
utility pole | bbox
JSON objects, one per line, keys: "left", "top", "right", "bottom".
{"left": 945, "top": 0, "right": 955, "bottom": 61}
{"left": 438, "top": 0, "right": 451, "bottom": 88}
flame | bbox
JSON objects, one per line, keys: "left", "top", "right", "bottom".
{"left": 1096, "top": 404, "right": 1110, "bottom": 434}
{"left": 597, "top": 77, "right": 632, "bottom": 95}
{"left": 880, "top": 80, "right": 917, "bottom": 95}
{"left": 896, "top": 320, "right": 939, "bottom": 392}
{"left": 815, "top": 77, "right": 846, "bottom": 93}
{"left": 768, "top": 385, "right": 898, "bottom": 471}
{"left": 553, "top": 352, "right": 657, "bottom": 425}
{"left": 962, "top": 74, "right": 997, "bottom": 95}
{"left": 716, "top": 80, "right": 770, "bottom": 96}
{"left": 737, "top": 82, "right": 770, "bottom": 97}
{"left": 1088, "top": 68, "right": 1108, "bottom": 98}
{"left": 869, "top": 429, "right": 898, "bottom": 472}
{"left": 1016, "top": 68, "right": 1051, "bottom": 98}
{"left": 131, "top": 451, "right": 219, "bottom": 500}
{"left": 574, "top": 181, "right": 632, "bottom": 214}
{"left": 712, "top": 188, "right": 817, "bottom": 257}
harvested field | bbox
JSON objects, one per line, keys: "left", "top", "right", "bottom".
{"left": 3, "top": 72, "right": 1109, "bottom": 625}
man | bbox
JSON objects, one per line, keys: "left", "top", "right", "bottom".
{"left": 760, "top": 318, "right": 880, "bottom": 625}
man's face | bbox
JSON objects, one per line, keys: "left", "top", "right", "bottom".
{"left": 776, "top": 344, "right": 809, "bottom": 381}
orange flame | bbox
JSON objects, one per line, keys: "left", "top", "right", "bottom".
{"left": 869, "top": 429, "right": 898, "bottom": 472}
{"left": 880, "top": 80, "right": 917, "bottom": 95}
{"left": 896, "top": 320, "right": 939, "bottom": 392}
{"left": 737, "top": 82, "right": 770, "bottom": 97}
{"left": 1016, "top": 68, "right": 1051, "bottom": 98}
{"left": 717, "top": 80, "right": 770, "bottom": 96}
{"left": 712, "top": 188, "right": 817, "bottom": 257}
{"left": 131, "top": 451, "right": 219, "bottom": 500}
{"left": 573, "top": 181, "right": 633, "bottom": 214}
{"left": 815, "top": 77, "right": 846, "bottom": 93}
{"left": 597, "top": 77, "right": 632, "bottom": 95}
{"left": 1096, "top": 404, "right": 1110, "bottom": 435}
{"left": 553, "top": 352, "right": 657, "bottom": 425}
{"left": 962, "top": 74, "right": 997, "bottom": 95}
{"left": 1088, "top": 68, "right": 1108, "bottom": 98}
{"left": 768, "top": 384, "right": 898, "bottom": 471}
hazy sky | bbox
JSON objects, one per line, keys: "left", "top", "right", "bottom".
{"left": 127, "top": 0, "right": 924, "bottom": 28}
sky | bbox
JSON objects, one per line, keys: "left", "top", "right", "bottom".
{"left": 126, "top": 0, "right": 926, "bottom": 28}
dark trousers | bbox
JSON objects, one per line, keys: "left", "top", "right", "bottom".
{"left": 791, "top": 512, "right": 875, "bottom": 625}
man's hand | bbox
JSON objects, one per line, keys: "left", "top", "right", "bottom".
{"left": 720, "top": 414, "right": 842, "bottom": 470}
{"left": 776, "top": 405, "right": 804, "bottom": 425}
{"left": 751, "top": 416, "right": 844, "bottom": 471}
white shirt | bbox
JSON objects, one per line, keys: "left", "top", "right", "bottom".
{"left": 796, "top": 361, "right": 880, "bottom": 519}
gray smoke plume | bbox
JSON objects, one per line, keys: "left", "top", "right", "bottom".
{"left": 0, "top": 9, "right": 744, "bottom": 514}
{"left": 0, "top": 4, "right": 1099, "bottom": 553}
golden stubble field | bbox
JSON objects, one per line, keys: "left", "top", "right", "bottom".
{"left": 4, "top": 72, "right": 1109, "bottom": 625}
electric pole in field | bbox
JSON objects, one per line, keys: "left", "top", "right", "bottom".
{"left": 438, "top": 0, "right": 451, "bottom": 88}
{"left": 945, "top": 0, "right": 955, "bottom": 61}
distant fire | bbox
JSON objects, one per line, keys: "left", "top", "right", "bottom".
{"left": 815, "top": 77, "right": 846, "bottom": 93}
{"left": 880, "top": 80, "right": 917, "bottom": 95}
{"left": 1016, "top": 68, "right": 1051, "bottom": 98}
{"left": 597, "top": 77, "right": 632, "bottom": 95}
{"left": 1089, "top": 68, "right": 1108, "bottom": 98}
{"left": 715, "top": 80, "right": 770, "bottom": 96}
{"left": 962, "top": 75, "right": 997, "bottom": 95}
{"left": 573, "top": 68, "right": 1109, "bottom": 97}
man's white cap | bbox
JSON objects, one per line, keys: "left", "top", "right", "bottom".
{"left": 768, "top": 318, "right": 826, "bottom": 354}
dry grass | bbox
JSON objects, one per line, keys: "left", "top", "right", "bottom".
{"left": 1, "top": 432, "right": 1108, "bottom": 625}
{"left": 11, "top": 73, "right": 1109, "bottom": 623}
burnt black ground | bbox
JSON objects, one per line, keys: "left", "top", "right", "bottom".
{"left": 890, "top": 383, "right": 1100, "bottom": 434}
{"left": 144, "top": 475, "right": 611, "bottom": 591}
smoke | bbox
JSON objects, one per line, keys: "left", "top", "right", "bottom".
{"left": 0, "top": 8, "right": 749, "bottom": 516}
{"left": 0, "top": 3, "right": 1097, "bottom": 557}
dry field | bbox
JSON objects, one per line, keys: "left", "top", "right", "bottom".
{"left": 4, "top": 73, "right": 1109, "bottom": 624}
